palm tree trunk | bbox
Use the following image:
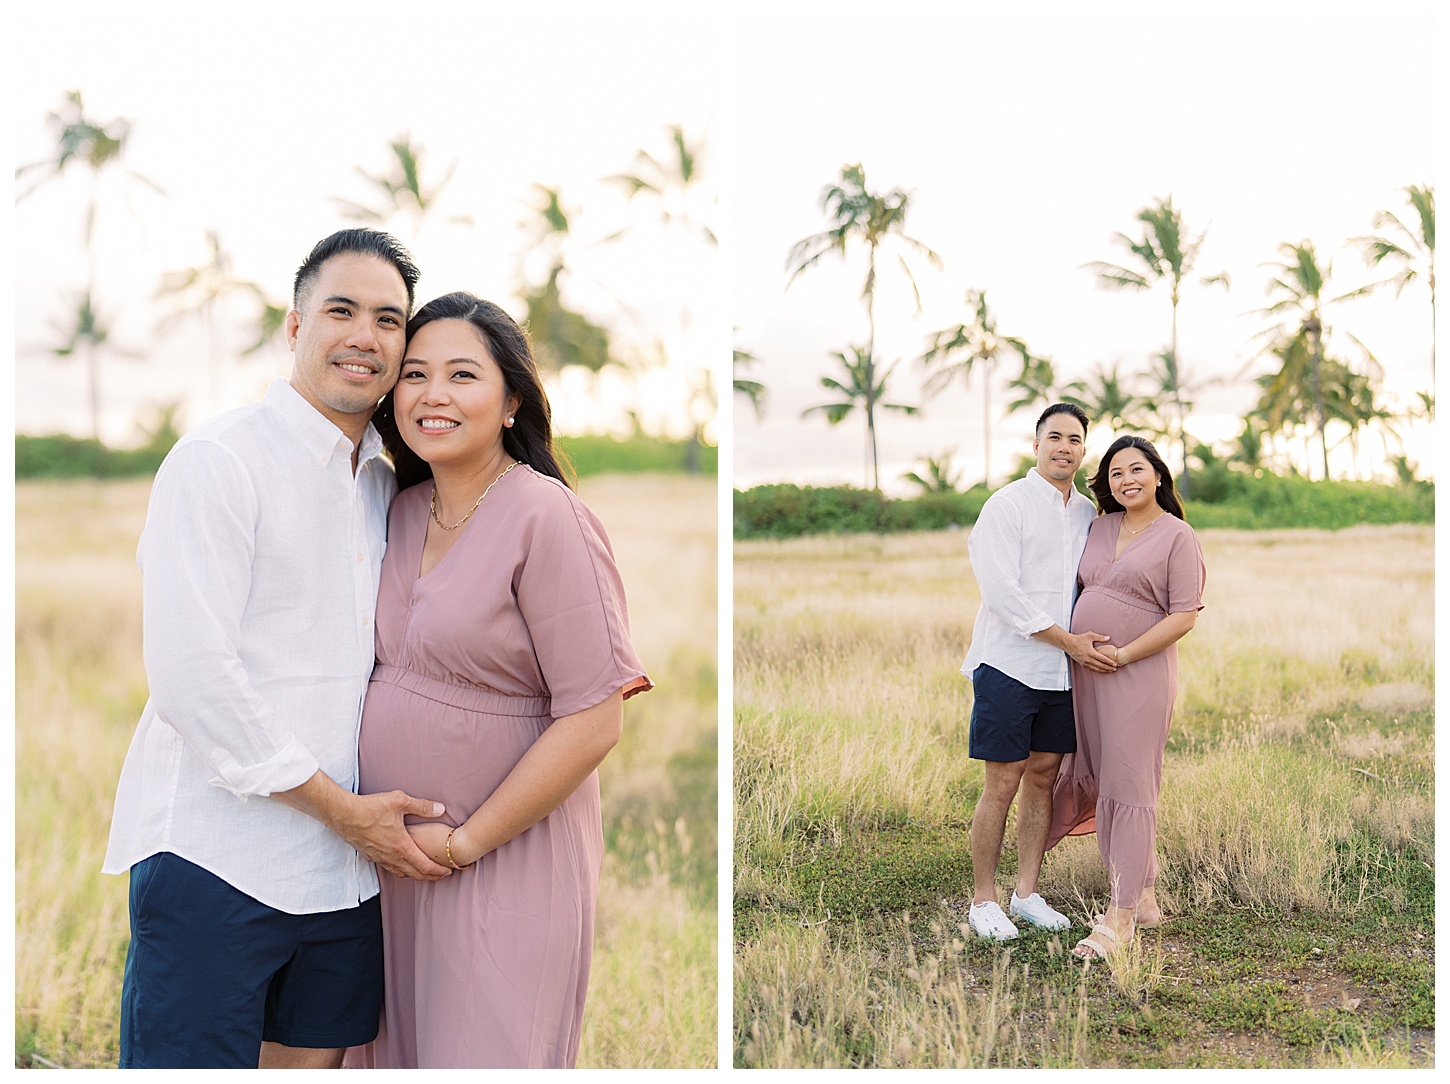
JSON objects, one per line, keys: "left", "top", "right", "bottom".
{"left": 1430, "top": 268, "right": 1437, "bottom": 398}
{"left": 982, "top": 361, "right": 992, "bottom": 489}
{"left": 86, "top": 181, "right": 100, "bottom": 441}
{"left": 86, "top": 337, "right": 101, "bottom": 441}
{"left": 865, "top": 251, "right": 879, "bottom": 490}
{"left": 1307, "top": 317, "right": 1329, "bottom": 480}
{"left": 1171, "top": 294, "right": 1189, "bottom": 499}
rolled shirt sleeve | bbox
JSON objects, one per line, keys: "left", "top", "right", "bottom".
{"left": 967, "top": 497, "right": 1057, "bottom": 637}
{"left": 140, "top": 440, "right": 319, "bottom": 799}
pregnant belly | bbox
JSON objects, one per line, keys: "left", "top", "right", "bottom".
{"left": 358, "top": 677, "right": 550, "bottom": 828}
{"left": 1071, "top": 586, "right": 1164, "bottom": 644}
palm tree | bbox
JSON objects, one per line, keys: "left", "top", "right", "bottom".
{"left": 1319, "top": 357, "right": 1395, "bottom": 480}
{"left": 787, "top": 163, "right": 941, "bottom": 488}
{"left": 1252, "top": 240, "right": 1347, "bottom": 479}
{"left": 1063, "top": 361, "right": 1145, "bottom": 431}
{"left": 733, "top": 345, "right": 767, "bottom": 419}
{"left": 920, "top": 290, "right": 1030, "bottom": 489}
{"left": 51, "top": 292, "right": 112, "bottom": 438}
{"left": 333, "top": 135, "right": 471, "bottom": 235}
{"left": 802, "top": 345, "right": 919, "bottom": 487}
{"left": 683, "top": 366, "right": 716, "bottom": 473}
{"left": 607, "top": 124, "right": 716, "bottom": 245}
{"left": 244, "top": 297, "right": 290, "bottom": 357}
{"left": 1230, "top": 415, "right": 1267, "bottom": 471}
{"left": 518, "top": 185, "right": 614, "bottom": 373}
{"left": 1082, "top": 195, "right": 1228, "bottom": 494}
{"left": 17, "top": 90, "right": 162, "bottom": 438}
{"left": 1004, "top": 352, "right": 1063, "bottom": 418}
{"left": 1135, "top": 350, "right": 1220, "bottom": 470}
{"left": 903, "top": 447, "right": 963, "bottom": 494}
{"left": 156, "top": 230, "right": 278, "bottom": 416}
{"left": 1345, "top": 184, "right": 1435, "bottom": 395}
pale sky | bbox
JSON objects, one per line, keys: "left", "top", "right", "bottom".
{"left": 12, "top": 0, "right": 722, "bottom": 446}
{"left": 732, "top": 1, "right": 1437, "bottom": 493}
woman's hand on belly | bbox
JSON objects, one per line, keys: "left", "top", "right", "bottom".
{"left": 1111, "top": 610, "right": 1198, "bottom": 666}
{"left": 405, "top": 822, "right": 459, "bottom": 871}
{"left": 430, "top": 690, "right": 625, "bottom": 868}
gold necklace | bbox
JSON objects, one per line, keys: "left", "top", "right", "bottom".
{"left": 1123, "top": 509, "right": 1165, "bottom": 535}
{"left": 431, "top": 461, "right": 519, "bottom": 531}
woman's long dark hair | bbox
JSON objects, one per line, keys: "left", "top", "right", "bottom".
{"left": 374, "top": 292, "right": 574, "bottom": 491}
{"left": 1088, "top": 435, "right": 1186, "bottom": 520}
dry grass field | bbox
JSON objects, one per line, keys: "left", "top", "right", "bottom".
{"left": 15, "top": 472, "right": 717, "bottom": 1069}
{"left": 734, "top": 525, "right": 1433, "bottom": 1068}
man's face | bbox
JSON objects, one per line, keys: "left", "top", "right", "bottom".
{"left": 285, "top": 253, "right": 409, "bottom": 426}
{"left": 1033, "top": 413, "right": 1087, "bottom": 481}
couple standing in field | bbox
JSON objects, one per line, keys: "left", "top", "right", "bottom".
{"left": 962, "top": 403, "right": 1206, "bottom": 959}
{"left": 101, "top": 228, "right": 651, "bottom": 1068}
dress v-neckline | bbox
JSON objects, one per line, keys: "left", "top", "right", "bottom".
{"left": 1109, "top": 511, "right": 1160, "bottom": 565}
{"left": 416, "top": 481, "right": 479, "bottom": 582}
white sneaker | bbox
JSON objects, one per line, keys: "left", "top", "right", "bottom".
{"left": 1009, "top": 891, "right": 1071, "bottom": 931}
{"left": 967, "top": 900, "right": 1019, "bottom": 941}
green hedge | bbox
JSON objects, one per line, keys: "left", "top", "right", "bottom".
{"left": 16, "top": 431, "right": 716, "bottom": 480}
{"left": 557, "top": 433, "right": 716, "bottom": 476}
{"left": 16, "top": 433, "right": 176, "bottom": 479}
{"left": 735, "top": 473, "right": 1433, "bottom": 539}
{"left": 733, "top": 484, "right": 992, "bottom": 539}
{"left": 1183, "top": 471, "right": 1434, "bottom": 529}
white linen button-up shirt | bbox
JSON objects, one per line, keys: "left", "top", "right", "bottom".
{"left": 960, "top": 467, "right": 1097, "bottom": 691}
{"left": 102, "top": 379, "right": 397, "bottom": 914}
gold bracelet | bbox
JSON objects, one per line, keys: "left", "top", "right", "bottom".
{"left": 444, "top": 827, "right": 466, "bottom": 870}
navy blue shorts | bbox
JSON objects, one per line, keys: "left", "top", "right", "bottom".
{"left": 969, "top": 664, "right": 1076, "bottom": 762}
{"left": 119, "top": 852, "right": 383, "bottom": 1068}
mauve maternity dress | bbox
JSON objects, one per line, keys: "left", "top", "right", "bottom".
{"left": 344, "top": 465, "right": 650, "bottom": 1069}
{"left": 1046, "top": 511, "right": 1205, "bottom": 909}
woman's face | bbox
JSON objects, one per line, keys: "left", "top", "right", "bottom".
{"left": 394, "top": 319, "right": 523, "bottom": 470}
{"left": 1107, "top": 447, "right": 1160, "bottom": 513}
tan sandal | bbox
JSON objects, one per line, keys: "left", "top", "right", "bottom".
{"left": 1073, "top": 922, "right": 1128, "bottom": 959}
{"left": 1098, "top": 909, "right": 1164, "bottom": 930}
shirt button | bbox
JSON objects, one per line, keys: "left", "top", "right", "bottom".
{"left": 363, "top": 617, "right": 370, "bottom": 627}
{"left": 357, "top": 553, "right": 365, "bottom": 562}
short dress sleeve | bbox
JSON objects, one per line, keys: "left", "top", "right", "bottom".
{"left": 1165, "top": 522, "right": 1207, "bottom": 614}
{"left": 516, "top": 482, "right": 653, "bottom": 718}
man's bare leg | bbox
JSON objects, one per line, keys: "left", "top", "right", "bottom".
{"left": 259, "top": 1042, "right": 345, "bottom": 1069}
{"left": 1013, "top": 749, "right": 1064, "bottom": 899}
{"left": 970, "top": 759, "right": 1027, "bottom": 905}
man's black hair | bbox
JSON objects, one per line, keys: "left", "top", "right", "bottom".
{"left": 292, "top": 228, "right": 421, "bottom": 315}
{"left": 1035, "top": 402, "right": 1090, "bottom": 437}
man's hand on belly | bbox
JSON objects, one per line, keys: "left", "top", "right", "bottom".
{"left": 1032, "top": 624, "right": 1119, "bottom": 673}
{"left": 273, "top": 770, "right": 453, "bottom": 881}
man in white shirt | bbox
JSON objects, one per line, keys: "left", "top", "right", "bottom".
{"left": 103, "top": 229, "right": 451, "bottom": 1068}
{"left": 959, "top": 404, "right": 1117, "bottom": 940}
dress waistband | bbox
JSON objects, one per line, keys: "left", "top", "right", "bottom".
{"left": 1078, "top": 584, "right": 1165, "bottom": 616}
{"left": 369, "top": 664, "right": 553, "bottom": 718}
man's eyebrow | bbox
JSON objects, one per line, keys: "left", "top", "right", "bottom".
{"left": 320, "top": 294, "right": 406, "bottom": 318}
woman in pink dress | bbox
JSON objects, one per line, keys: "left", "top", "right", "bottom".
{"left": 1046, "top": 436, "right": 1205, "bottom": 959}
{"left": 345, "top": 292, "right": 651, "bottom": 1068}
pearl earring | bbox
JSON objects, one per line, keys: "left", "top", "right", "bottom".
{"left": 506, "top": 417, "right": 514, "bottom": 427}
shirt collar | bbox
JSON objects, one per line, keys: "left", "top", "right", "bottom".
{"left": 1025, "top": 465, "right": 1083, "bottom": 507}
{"left": 264, "top": 378, "right": 386, "bottom": 469}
